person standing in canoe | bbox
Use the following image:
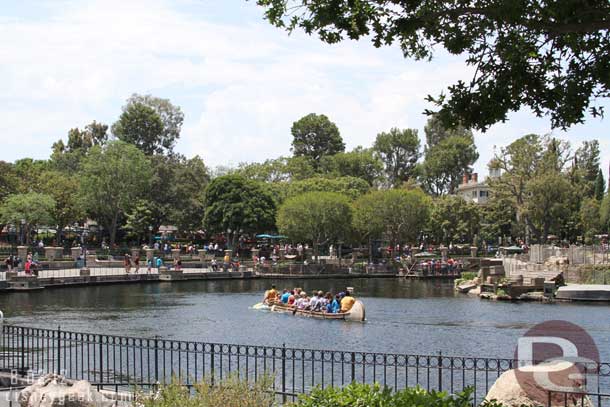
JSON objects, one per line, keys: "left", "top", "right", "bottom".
{"left": 263, "top": 285, "right": 279, "bottom": 305}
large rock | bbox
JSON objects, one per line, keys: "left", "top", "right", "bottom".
{"left": 19, "top": 374, "right": 114, "bottom": 407}
{"left": 485, "top": 363, "right": 592, "bottom": 407}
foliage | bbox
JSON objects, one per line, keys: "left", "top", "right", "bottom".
{"left": 112, "top": 102, "right": 166, "bottom": 155}
{"left": 353, "top": 189, "right": 431, "bottom": 248}
{"left": 291, "top": 113, "right": 345, "bottom": 165}
{"left": 237, "top": 156, "right": 316, "bottom": 183}
{"left": 571, "top": 140, "right": 601, "bottom": 198}
{"left": 291, "top": 383, "right": 492, "bottom": 407}
{"left": 420, "top": 133, "right": 478, "bottom": 195}
{"left": 479, "top": 195, "right": 517, "bottom": 244}
{"left": 429, "top": 195, "right": 480, "bottom": 244}
{"left": 124, "top": 200, "right": 155, "bottom": 242}
{"left": 126, "top": 94, "right": 184, "bottom": 152}
{"left": 523, "top": 172, "right": 575, "bottom": 242}
{"left": 51, "top": 121, "right": 109, "bottom": 172}
{"left": 171, "top": 155, "right": 210, "bottom": 232}
{"left": 286, "top": 176, "right": 370, "bottom": 200}
{"left": 373, "top": 128, "right": 420, "bottom": 187}
{"left": 579, "top": 198, "right": 601, "bottom": 242}
{"left": 0, "top": 193, "right": 56, "bottom": 245}
{"left": 137, "top": 374, "right": 275, "bottom": 407}
{"left": 79, "top": 141, "right": 153, "bottom": 245}
{"left": 319, "top": 147, "right": 383, "bottom": 186}
{"left": 256, "top": 0, "right": 610, "bottom": 131}
{"left": 594, "top": 169, "right": 605, "bottom": 201}
{"left": 602, "top": 195, "right": 610, "bottom": 233}
{"left": 0, "top": 161, "right": 17, "bottom": 203}
{"left": 203, "top": 175, "right": 276, "bottom": 247}
{"left": 39, "top": 171, "right": 84, "bottom": 243}
{"left": 277, "top": 192, "right": 353, "bottom": 259}
{"left": 13, "top": 158, "right": 50, "bottom": 193}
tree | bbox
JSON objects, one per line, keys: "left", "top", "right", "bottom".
{"left": 203, "top": 175, "right": 276, "bottom": 248}
{"left": 126, "top": 94, "right": 184, "bottom": 151}
{"left": 420, "top": 134, "right": 478, "bottom": 195}
{"left": 353, "top": 189, "right": 431, "bottom": 259}
{"left": 237, "top": 156, "right": 316, "bottom": 183}
{"left": 51, "top": 121, "right": 108, "bottom": 172}
{"left": 601, "top": 195, "right": 610, "bottom": 234}
{"left": 571, "top": 140, "right": 601, "bottom": 197}
{"left": 319, "top": 147, "right": 383, "bottom": 186}
{"left": 286, "top": 176, "right": 370, "bottom": 200}
{"left": 594, "top": 169, "right": 606, "bottom": 201}
{"left": 124, "top": 200, "right": 155, "bottom": 243}
{"left": 112, "top": 103, "right": 166, "bottom": 155}
{"left": 13, "top": 159, "right": 50, "bottom": 193}
{"left": 0, "top": 161, "right": 17, "bottom": 203}
{"left": 257, "top": 0, "right": 610, "bottom": 131}
{"left": 523, "top": 172, "right": 574, "bottom": 243}
{"left": 429, "top": 196, "right": 480, "bottom": 245}
{"left": 80, "top": 141, "right": 152, "bottom": 246}
{"left": 171, "top": 156, "right": 210, "bottom": 233}
{"left": 579, "top": 197, "right": 601, "bottom": 243}
{"left": 277, "top": 192, "right": 353, "bottom": 261}
{"left": 373, "top": 128, "right": 421, "bottom": 187}
{"left": 479, "top": 195, "right": 517, "bottom": 245}
{"left": 0, "top": 193, "right": 55, "bottom": 245}
{"left": 423, "top": 115, "right": 473, "bottom": 148}
{"left": 39, "top": 171, "right": 84, "bottom": 243}
{"left": 291, "top": 113, "right": 345, "bottom": 166}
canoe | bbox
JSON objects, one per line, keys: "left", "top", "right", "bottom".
{"left": 268, "top": 300, "right": 366, "bottom": 322}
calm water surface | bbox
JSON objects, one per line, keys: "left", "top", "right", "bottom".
{"left": 1, "top": 278, "right": 609, "bottom": 360}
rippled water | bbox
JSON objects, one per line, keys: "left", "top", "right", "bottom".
{"left": 1, "top": 278, "right": 609, "bottom": 360}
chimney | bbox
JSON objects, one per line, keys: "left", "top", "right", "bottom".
{"left": 462, "top": 174, "right": 468, "bottom": 184}
{"left": 473, "top": 173, "right": 478, "bottom": 183}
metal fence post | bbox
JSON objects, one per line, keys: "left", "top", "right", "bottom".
{"left": 282, "top": 343, "right": 286, "bottom": 403}
{"left": 98, "top": 334, "right": 103, "bottom": 383}
{"left": 438, "top": 351, "right": 442, "bottom": 391}
{"left": 154, "top": 336, "right": 159, "bottom": 384}
{"left": 351, "top": 352, "right": 356, "bottom": 383}
{"left": 20, "top": 328, "right": 25, "bottom": 374}
{"left": 57, "top": 326, "right": 61, "bottom": 375}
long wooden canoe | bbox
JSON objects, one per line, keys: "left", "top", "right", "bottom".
{"left": 267, "top": 300, "right": 366, "bottom": 322}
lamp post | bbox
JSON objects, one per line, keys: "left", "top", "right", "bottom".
{"left": 8, "top": 225, "right": 16, "bottom": 256}
{"left": 148, "top": 225, "right": 153, "bottom": 246}
{"left": 82, "top": 229, "right": 89, "bottom": 267}
{"left": 19, "top": 219, "right": 26, "bottom": 246}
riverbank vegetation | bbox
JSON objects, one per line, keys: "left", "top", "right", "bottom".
{"left": 0, "top": 94, "right": 607, "bottom": 250}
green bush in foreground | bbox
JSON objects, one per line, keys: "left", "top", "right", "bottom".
{"left": 290, "top": 383, "right": 504, "bottom": 407}
{"left": 135, "top": 374, "right": 276, "bottom": 407}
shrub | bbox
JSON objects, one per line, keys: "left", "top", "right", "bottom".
{"left": 135, "top": 374, "right": 276, "bottom": 407}
{"left": 290, "top": 384, "right": 502, "bottom": 407}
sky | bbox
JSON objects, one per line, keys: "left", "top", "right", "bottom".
{"left": 1, "top": 0, "right": 608, "bottom": 176}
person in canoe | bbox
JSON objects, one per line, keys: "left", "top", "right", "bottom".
{"left": 263, "top": 285, "right": 279, "bottom": 305}
{"left": 340, "top": 290, "right": 356, "bottom": 313}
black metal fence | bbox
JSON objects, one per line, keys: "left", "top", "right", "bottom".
{"left": 2, "top": 325, "right": 610, "bottom": 405}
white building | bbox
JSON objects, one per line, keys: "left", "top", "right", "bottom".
{"left": 456, "top": 168, "right": 500, "bottom": 204}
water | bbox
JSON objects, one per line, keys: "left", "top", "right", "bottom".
{"left": 1, "top": 278, "right": 609, "bottom": 361}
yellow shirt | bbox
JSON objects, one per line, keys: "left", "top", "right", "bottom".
{"left": 265, "top": 289, "right": 278, "bottom": 302}
{"left": 340, "top": 296, "right": 355, "bottom": 312}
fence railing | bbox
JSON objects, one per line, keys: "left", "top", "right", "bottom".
{"left": 1, "top": 325, "right": 609, "bottom": 404}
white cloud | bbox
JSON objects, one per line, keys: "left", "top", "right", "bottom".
{"left": 0, "top": 0, "right": 607, "bottom": 177}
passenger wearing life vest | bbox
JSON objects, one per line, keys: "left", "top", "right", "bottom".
{"left": 263, "top": 285, "right": 279, "bottom": 305}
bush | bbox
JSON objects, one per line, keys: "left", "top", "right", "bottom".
{"left": 290, "top": 383, "right": 504, "bottom": 407}
{"left": 135, "top": 374, "right": 276, "bottom": 407}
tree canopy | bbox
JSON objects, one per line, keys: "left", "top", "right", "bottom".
{"left": 373, "top": 128, "right": 421, "bottom": 187}
{"left": 256, "top": 0, "right": 610, "bottom": 131}
{"left": 291, "top": 113, "right": 345, "bottom": 165}
{"left": 112, "top": 102, "right": 166, "bottom": 155}
{"left": 203, "top": 175, "right": 276, "bottom": 248}
{"left": 0, "top": 193, "right": 56, "bottom": 245}
{"left": 79, "top": 141, "right": 153, "bottom": 245}
{"left": 277, "top": 191, "right": 353, "bottom": 260}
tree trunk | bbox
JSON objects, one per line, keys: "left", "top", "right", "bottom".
{"left": 368, "top": 236, "right": 373, "bottom": 263}
{"left": 109, "top": 213, "right": 119, "bottom": 247}
{"left": 314, "top": 242, "right": 319, "bottom": 263}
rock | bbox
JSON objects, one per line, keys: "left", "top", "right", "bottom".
{"left": 19, "top": 374, "right": 114, "bottom": 407}
{"left": 485, "top": 363, "right": 592, "bottom": 407}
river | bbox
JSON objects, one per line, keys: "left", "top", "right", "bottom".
{"left": 1, "top": 278, "right": 608, "bottom": 361}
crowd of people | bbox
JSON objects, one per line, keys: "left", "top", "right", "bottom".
{"left": 262, "top": 285, "right": 356, "bottom": 314}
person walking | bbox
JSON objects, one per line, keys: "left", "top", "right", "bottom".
{"left": 134, "top": 254, "right": 140, "bottom": 273}
{"left": 124, "top": 253, "right": 132, "bottom": 274}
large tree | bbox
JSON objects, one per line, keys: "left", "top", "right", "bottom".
{"left": 291, "top": 113, "right": 345, "bottom": 166}
{"left": 126, "top": 94, "right": 184, "bottom": 149}
{"left": 373, "top": 128, "right": 421, "bottom": 187}
{"left": 203, "top": 175, "right": 276, "bottom": 248}
{"left": 0, "top": 193, "right": 56, "bottom": 245}
{"left": 256, "top": 0, "right": 610, "bottom": 131}
{"left": 112, "top": 103, "right": 166, "bottom": 155}
{"left": 277, "top": 191, "right": 353, "bottom": 261}
{"left": 353, "top": 188, "right": 431, "bottom": 259}
{"left": 0, "top": 161, "right": 17, "bottom": 203}
{"left": 429, "top": 195, "right": 480, "bottom": 245}
{"left": 39, "top": 171, "right": 84, "bottom": 243}
{"left": 420, "top": 133, "right": 479, "bottom": 195}
{"left": 595, "top": 169, "right": 606, "bottom": 202}
{"left": 171, "top": 156, "right": 210, "bottom": 232}
{"left": 79, "top": 141, "right": 152, "bottom": 246}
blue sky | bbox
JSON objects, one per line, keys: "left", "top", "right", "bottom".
{"left": 1, "top": 0, "right": 608, "bottom": 176}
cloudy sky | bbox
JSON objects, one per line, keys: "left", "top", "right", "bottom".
{"left": 1, "top": 0, "right": 608, "bottom": 175}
